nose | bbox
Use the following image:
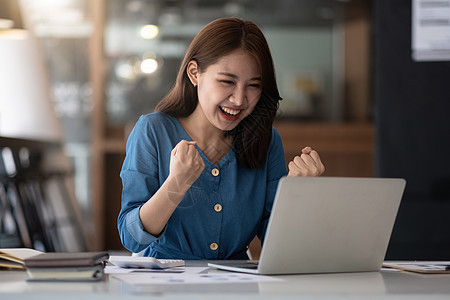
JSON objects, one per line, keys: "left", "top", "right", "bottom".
{"left": 229, "top": 86, "right": 246, "bottom": 106}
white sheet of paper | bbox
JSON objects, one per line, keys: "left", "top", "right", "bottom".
{"left": 105, "top": 265, "right": 207, "bottom": 274}
{"left": 111, "top": 268, "right": 282, "bottom": 285}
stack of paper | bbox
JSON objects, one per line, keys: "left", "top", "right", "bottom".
{"left": 383, "top": 262, "right": 450, "bottom": 274}
{"left": 0, "top": 248, "right": 43, "bottom": 269}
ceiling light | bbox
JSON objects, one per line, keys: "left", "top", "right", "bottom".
{"left": 140, "top": 58, "right": 158, "bottom": 74}
{"left": 140, "top": 24, "right": 159, "bottom": 39}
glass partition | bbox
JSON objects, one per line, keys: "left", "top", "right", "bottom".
{"left": 104, "top": 0, "right": 348, "bottom": 129}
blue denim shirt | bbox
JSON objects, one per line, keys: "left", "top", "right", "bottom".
{"left": 118, "top": 112, "right": 287, "bottom": 260}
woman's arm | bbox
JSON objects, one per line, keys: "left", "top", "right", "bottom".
{"left": 118, "top": 115, "right": 204, "bottom": 253}
{"left": 139, "top": 140, "right": 204, "bottom": 236}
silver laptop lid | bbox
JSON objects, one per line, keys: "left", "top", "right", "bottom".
{"left": 258, "top": 177, "right": 405, "bottom": 274}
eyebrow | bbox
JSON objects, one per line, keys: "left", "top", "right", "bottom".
{"left": 218, "top": 72, "right": 262, "bottom": 81}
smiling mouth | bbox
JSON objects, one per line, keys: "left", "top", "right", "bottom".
{"left": 219, "top": 106, "right": 241, "bottom": 117}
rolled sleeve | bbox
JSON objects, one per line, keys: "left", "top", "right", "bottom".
{"left": 118, "top": 115, "right": 164, "bottom": 253}
{"left": 126, "top": 207, "right": 165, "bottom": 248}
{"left": 118, "top": 167, "right": 162, "bottom": 252}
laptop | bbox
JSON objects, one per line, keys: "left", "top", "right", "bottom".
{"left": 208, "top": 176, "right": 406, "bottom": 275}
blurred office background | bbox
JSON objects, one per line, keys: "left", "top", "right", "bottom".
{"left": 0, "top": 0, "right": 449, "bottom": 259}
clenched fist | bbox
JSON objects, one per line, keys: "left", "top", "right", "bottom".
{"left": 169, "top": 140, "right": 205, "bottom": 189}
{"left": 288, "top": 146, "right": 325, "bottom": 177}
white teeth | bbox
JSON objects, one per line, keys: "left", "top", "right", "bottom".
{"left": 221, "top": 106, "right": 240, "bottom": 116}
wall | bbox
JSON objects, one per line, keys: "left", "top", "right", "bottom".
{"left": 265, "top": 27, "right": 335, "bottom": 120}
{"left": 373, "top": 0, "right": 450, "bottom": 259}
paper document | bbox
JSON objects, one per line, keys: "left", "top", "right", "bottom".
{"left": 112, "top": 267, "right": 282, "bottom": 285}
{"left": 383, "top": 261, "right": 450, "bottom": 274}
{"left": 105, "top": 265, "right": 205, "bottom": 274}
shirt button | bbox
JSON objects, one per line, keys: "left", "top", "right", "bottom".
{"left": 211, "top": 168, "right": 219, "bottom": 176}
{"left": 214, "top": 204, "right": 222, "bottom": 212}
{"left": 210, "top": 242, "right": 218, "bottom": 251}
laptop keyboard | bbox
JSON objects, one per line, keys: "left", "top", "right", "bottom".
{"left": 214, "top": 261, "right": 259, "bottom": 269}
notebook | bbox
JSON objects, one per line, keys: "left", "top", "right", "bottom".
{"left": 208, "top": 176, "right": 406, "bottom": 275}
{"left": 23, "top": 252, "right": 109, "bottom": 268}
{"left": 23, "top": 252, "right": 109, "bottom": 281}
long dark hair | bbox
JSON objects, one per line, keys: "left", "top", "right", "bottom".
{"left": 155, "top": 17, "right": 281, "bottom": 169}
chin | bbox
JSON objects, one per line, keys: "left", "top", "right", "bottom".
{"left": 216, "top": 121, "right": 238, "bottom": 132}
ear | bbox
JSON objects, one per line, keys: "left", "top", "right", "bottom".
{"left": 186, "top": 60, "right": 199, "bottom": 87}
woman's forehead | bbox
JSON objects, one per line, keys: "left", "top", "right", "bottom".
{"left": 205, "top": 50, "right": 262, "bottom": 76}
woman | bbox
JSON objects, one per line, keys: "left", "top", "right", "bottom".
{"left": 118, "top": 17, "right": 325, "bottom": 260}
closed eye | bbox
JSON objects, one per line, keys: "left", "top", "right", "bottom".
{"left": 220, "top": 80, "right": 234, "bottom": 85}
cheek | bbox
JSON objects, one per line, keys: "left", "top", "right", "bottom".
{"left": 197, "top": 81, "right": 221, "bottom": 100}
{"left": 196, "top": 85, "right": 212, "bottom": 106}
{"left": 248, "top": 92, "right": 261, "bottom": 110}
{"left": 241, "top": 94, "right": 260, "bottom": 118}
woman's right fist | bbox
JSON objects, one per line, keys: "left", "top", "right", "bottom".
{"left": 169, "top": 140, "right": 205, "bottom": 188}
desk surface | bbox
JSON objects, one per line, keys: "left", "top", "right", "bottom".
{"left": 1, "top": 261, "right": 450, "bottom": 299}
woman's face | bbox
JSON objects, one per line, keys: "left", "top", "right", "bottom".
{"left": 188, "top": 49, "right": 263, "bottom": 132}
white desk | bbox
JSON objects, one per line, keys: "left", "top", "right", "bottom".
{"left": 1, "top": 261, "right": 450, "bottom": 299}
